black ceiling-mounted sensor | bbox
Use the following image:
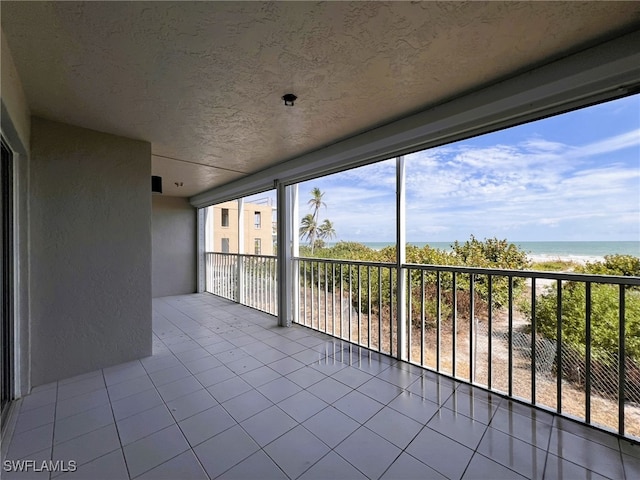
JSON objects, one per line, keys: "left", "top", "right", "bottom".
{"left": 152, "top": 175, "right": 163, "bottom": 194}
{"left": 282, "top": 93, "right": 297, "bottom": 106}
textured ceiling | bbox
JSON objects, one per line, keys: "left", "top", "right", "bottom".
{"left": 2, "top": 1, "right": 640, "bottom": 197}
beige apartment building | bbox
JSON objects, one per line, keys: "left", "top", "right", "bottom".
{"left": 211, "top": 200, "right": 275, "bottom": 255}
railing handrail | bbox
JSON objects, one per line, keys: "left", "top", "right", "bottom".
{"left": 206, "top": 251, "right": 277, "bottom": 260}
{"left": 295, "top": 256, "right": 395, "bottom": 269}
{"left": 294, "top": 255, "right": 640, "bottom": 286}
{"left": 403, "top": 262, "right": 640, "bottom": 286}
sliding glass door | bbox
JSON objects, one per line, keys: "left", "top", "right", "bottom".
{"left": 1, "top": 138, "right": 14, "bottom": 429}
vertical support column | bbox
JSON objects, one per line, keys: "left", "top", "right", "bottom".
{"left": 197, "top": 208, "right": 206, "bottom": 293}
{"left": 396, "top": 155, "right": 407, "bottom": 361}
{"left": 237, "top": 198, "right": 245, "bottom": 304}
{"left": 277, "top": 180, "right": 292, "bottom": 327}
{"left": 290, "top": 185, "right": 300, "bottom": 325}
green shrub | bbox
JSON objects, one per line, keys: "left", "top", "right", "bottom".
{"left": 534, "top": 254, "right": 640, "bottom": 363}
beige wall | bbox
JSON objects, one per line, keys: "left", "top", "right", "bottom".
{"left": 1, "top": 27, "right": 31, "bottom": 396}
{"left": 212, "top": 201, "right": 274, "bottom": 255}
{"left": 152, "top": 196, "right": 196, "bottom": 297}
{"left": 29, "top": 118, "right": 152, "bottom": 386}
{"left": 1, "top": 28, "right": 30, "bottom": 154}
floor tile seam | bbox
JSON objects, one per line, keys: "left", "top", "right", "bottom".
{"left": 124, "top": 425, "right": 192, "bottom": 480}
{"left": 552, "top": 419, "right": 624, "bottom": 452}
{"left": 549, "top": 416, "right": 626, "bottom": 457}
{"left": 422, "top": 420, "right": 489, "bottom": 455}
{"left": 332, "top": 437, "right": 404, "bottom": 480}
{"left": 142, "top": 352, "right": 180, "bottom": 379}
{"left": 468, "top": 424, "right": 530, "bottom": 476}
{"left": 95, "top": 376, "right": 133, "bottom": 480}
{"left": 486, "top": 421, "right": 553, "bottom": 451}
{"left": 52, "top": 408, "right": 118, "bottom": 446}
{"left": 438, "top": 402, "right": 498, "bottom": 427}
{"left": 11, "top": 409, "right": 58, "bottom": 437}
{"left": 544, "top": 452, "right": 618, "bottom": 480}
{"left": 46, "top": 372, "right": 107, "bottom": 453}
{"left": 235, "top": 407, "right": 300, "bottom": 450}
{"left": 49, "top": 447, "right": 126, "bottom": 480}
{"left": 105, "top": 361, "right": 190, "bottom": 479}
{"left": 465, "top": 450, "right": 531, "bottom": 480}
{"left": 354, "top": 376, "right": 407, "bottom": 403}
{"left": 55, "top": 382, "right": 107, "bottom": 405}
{"left": 5, "top": 429, "right": 55, "bottom": 462}
{"left": 167, "top": 422, "right": 215, "bottom": 480}
{"left": 217, "top": 390, "right": 274, "bottom": 425}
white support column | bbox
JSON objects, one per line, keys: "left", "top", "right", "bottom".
{"left": 197, "top": 208, "right": 206, "bottom": 293}
{"left": 277, "top": 180, "right": 292, "bottom": 327}
{"left": 290, "top": 185, "right": 299, "bottom": 325}
{"left": 396, "top": 156, "right": 407, "bottom": 361}
{"left": 237, "top": 198, "right": 245, "bottom": 304}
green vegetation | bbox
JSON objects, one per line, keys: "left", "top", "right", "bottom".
{"left": 301, "top": 236, "right": 532, "bottom": 324}
{"left": 299, "top": 188, "right": 336, "bottom": 253}
{"left": 533, "top": 256, "right": 640, "bottom": 363}
{"left": 531, "top": 260, "right": 580, "bottom": 271}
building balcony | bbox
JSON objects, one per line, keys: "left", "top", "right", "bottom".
{"left": 4, "top": 294, "right": 638, "bottom": 479}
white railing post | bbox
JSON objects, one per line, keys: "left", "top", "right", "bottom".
{"left": 277, "top": 180, "right": 294, "bottom": 327}
{"left": 237, "top": 198, "right": 245, "bottom": 304}
{"left": 197, "top": 208, "right": 206, "bottom": 293}
{"left": 396, "top": 155, "right": 408, "bottom": 361}
{"left": 291, "top": 185, "right": 299, "bottom": 324}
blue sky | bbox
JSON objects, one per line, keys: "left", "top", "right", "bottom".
{"left": 255, "top": 94, "right": 640, "bottom": 243}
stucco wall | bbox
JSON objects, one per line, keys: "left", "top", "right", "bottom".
{"left": 152, "top": 196, "right": 196, "bottom": 297}
{"left": 1, "top": 28, "right": 32, "bottom": 396}
{"left": 1, "top": 28, "right": 30, "bottom": 154}
{"left": 29, "top": 118, "right": 152, "bottom": 386}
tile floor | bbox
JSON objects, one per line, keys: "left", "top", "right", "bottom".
{"left": 2, "top": 294, "right": 639, "bottom": 479}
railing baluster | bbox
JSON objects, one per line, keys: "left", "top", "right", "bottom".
{"left": 303, "top": 261, "right": 308, "bottom": 326}
{"left": 421, "top": 270, "right": 425, "bottom": 367}
{"left": 378, "top": 266, "right": 382, "bottom": 353}
{"left": 325, "top": 262, "right": 329, "bottom": 333}
{"left": 556, "top": 279, "right": 563, "bottom": 414}
{"left": 358, "top": 265, "right": 362, "bottom": 345}
{"left": 508, "top": 276, "right": 513, "bottom": 397}
{"left": 389, "top": 267, "right": 394, "bottom": 356}
{"left": 488, "top": 274, "right": 493, "bottom": 389}
{"left": 408, "top": 268, "right": 412, "bottom": 363}
{"left": 452, "top": 272, "right": 457, "bottom": 378}
{"left": 470, "top": 274, "right": 475, "bottom": 383}
{"left": 332, "top": 263, "right": 336, "bottom": 337}
{"left": 585, "top": 282, "right": 591, "bottom": 424}
{"left": 436, "top": 271, "right": 441, "bottom": 372}
{"left": 340, "top": 263, "right": 344, "bottom": 339}
{"left": 619, "top": 284, "right": 626, "bottom": 436}
{"left": 531, "top": 277, "right": 537, "bottom": 405}
{"left": 348, "top": 264, "right": 352, "bottom": 342}
{"left": 368, "top": 266, "right": 372, "bottom": 349}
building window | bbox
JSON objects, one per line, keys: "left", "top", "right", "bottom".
{"left": 221, "top": 208, "right": 229, "bottom": 227}
{"left": 254, "top": 211, "right": 261, "bottom": 229}
{"left": 254, "top": 238, "right": 261, "bottom": 255}
{"left": 221, "top": 238, "right": 229, "bottom": 253}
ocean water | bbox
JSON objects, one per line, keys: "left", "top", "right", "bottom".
{"left": 342, "top": 241, "right": 640, "bottom": 259}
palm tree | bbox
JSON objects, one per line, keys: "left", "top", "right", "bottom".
{"left": 308, "top": 187, "right": 326, "bottom": 224}
{"left": 299, "top": 213, "right": 317, "bottom": 251}
{"left": 318, "top": 219, "right": 336, "bottom": 244}
{"left": 306, "top": 188, "right": 326, "bottom": 253}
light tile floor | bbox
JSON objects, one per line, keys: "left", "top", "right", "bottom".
{"left": 3, "top": 294, "right": 639, "bottom": 479}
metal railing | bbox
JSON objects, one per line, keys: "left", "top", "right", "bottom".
{"left": 205, "top": 252, "right": 639, "bottom": 438}
{"left": 297, "top": 257, "right": 398, "bottom": 357}
{"left": 294, "top": 256, "right": 640, "bottom": 439}
{"left": 205, "top": 252, "right": 277, "bottom": 315}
